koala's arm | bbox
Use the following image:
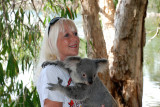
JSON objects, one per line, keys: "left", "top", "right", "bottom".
{"left": 47, "top": 78, "right": 89, "bottom": 101}
{"left": 42, "top": 60, "right": 64, "bottom": 68}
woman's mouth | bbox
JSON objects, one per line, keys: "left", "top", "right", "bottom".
{"left": 69, "top": 44, "right": 78, "bottom": 48}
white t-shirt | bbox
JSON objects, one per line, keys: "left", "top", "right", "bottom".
{"left": 36, "top": 65, "right": 82, "bottom": 107}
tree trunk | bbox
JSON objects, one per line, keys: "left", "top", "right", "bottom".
{"left": 80, "top": 0, "right": 148, "bottom": 106}
{"left": 80, "top": 0, "right": 107, "bottom": 59}
{"left": 80, "top": 0, "right": 112, "bottom": 93}
{"left": 110, "top": 0, "right": 148, "bottom": 106}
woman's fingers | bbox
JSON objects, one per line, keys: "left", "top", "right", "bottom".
{"left": 101, "top": 105, "right": 105, "bottom": 107}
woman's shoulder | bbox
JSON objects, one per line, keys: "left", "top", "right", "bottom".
{"left": 40, "top": 65, "right": 70, "bottom": 85}
{"left": 41, "top": 65, "right": 63, "bottom": 77}
{"left": 42, "top": 65, "right": 59, "bottom": 73}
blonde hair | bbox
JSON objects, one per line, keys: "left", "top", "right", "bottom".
{"left": 34, "top": 18, "right": 78, "bottom": 85}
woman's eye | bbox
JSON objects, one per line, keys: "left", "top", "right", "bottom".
{"left": 64, "top": 33, "right": 69, "bottom": 37}
{"left": 74, "top": 32, "right": 78, "bottom": 36}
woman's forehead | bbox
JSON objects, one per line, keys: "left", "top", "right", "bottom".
{"left": 59, "top": 21, "right": 77, "bottom": 33}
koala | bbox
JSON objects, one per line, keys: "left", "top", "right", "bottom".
{"left": 42, "top": 56, "right": 118, "bottom": 107}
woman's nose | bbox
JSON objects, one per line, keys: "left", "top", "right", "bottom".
{"left": 70, "top": 34, "right": 79, "bottom": 42}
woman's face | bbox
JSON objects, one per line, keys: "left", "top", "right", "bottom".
{"left": 57, "top": 23, "right": 80, "bottom": 61}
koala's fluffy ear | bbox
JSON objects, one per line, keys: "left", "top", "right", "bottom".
{"left": 94, "top": 59, "right": 108, "bottom": 72}
{"left": 63, "top": 56, "right": 81, "bottom": 71}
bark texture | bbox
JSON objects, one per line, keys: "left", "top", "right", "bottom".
{"left": 110, "top": 0, "right": 148, "bottom": 106}
{"left": 80, "top": 0, "right": 107, "bottom": 59}
{"left": 80, "top": 0, "right": 148, "bottom": 106}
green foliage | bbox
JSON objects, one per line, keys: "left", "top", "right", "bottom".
{"left": 0, "top": 0, "right": 79, "bottom": 106}
{"left": 79, "top": 38, "right": 87, "bottom": 58}
{"left": 144, "top": 15, "right": 160, "bottom": 84}
{"left": 148, "top": 0, "right": 160, "bottom": 12}
{"left": 113, "top": 0, "right": 118, "bottom": 9}
{"left": 145, "top": 17, "right": 160, "bottom": 33}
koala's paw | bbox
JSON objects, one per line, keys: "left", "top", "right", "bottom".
{"left": 47, "top": 83, "right": 59, "bottom": 91}
{"left": 42, "top": 61, "right": 57, "bottom": 68}
{"left": 41, "top": 61, "right": 51, "bottom": 68}
{"left": 58, "top": 77, "right": 63, "bottom": 85}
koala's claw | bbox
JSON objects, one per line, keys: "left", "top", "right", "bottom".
{"left": 42, "top": 62, "right": 50, "bottom": 68}
{"left": 47, "top": 83, "right": 55, "bottom": 87}
{"left": 47, "top": 86, "right": 54, "bottom": 90}
{"left": 47, "top": 78, "right": 63, "bottom": 91}
{"left": 58, "top": 77, "right": 63, "bottom": 84}
{"left": 42, "top": 61, "right": 58, "bottom": 68}
{"left": 47, "top": 83, "right": 57, "bottom": 90}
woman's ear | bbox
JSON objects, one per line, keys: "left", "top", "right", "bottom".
{"left": 94, "top": 59, "right": 108, "bottom": 73}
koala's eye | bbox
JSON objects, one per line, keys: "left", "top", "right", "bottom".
{"left": 94, "top": 74, "right": 96, "bottom": 78}
{"left": 82, "top": 73, "right": 86, "bottom": 77}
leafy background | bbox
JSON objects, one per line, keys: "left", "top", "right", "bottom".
{"left": 0, "top": 0, "right": 160, "bottom": 106}
{"left": 0, "top": 0, "right": 80, "bottom": 106}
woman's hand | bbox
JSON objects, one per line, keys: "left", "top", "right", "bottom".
{"left": 101, "top": 104, "right": 105, "bottom": 107}
{"left": 44, "top": 99, "right": 63, "bottom": 107}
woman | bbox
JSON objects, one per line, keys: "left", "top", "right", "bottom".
{"left": 35, "top": 17, "right": 81, "bottom": 107}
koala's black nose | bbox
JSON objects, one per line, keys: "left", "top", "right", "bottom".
{"left": 88, "top": 78, "right": 93, "bottom": 85}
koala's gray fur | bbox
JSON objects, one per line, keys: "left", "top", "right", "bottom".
{"left": 42, "top": 56, "right": 118, "bottom": 107}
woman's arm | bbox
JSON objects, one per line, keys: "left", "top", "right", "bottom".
{"left": 44, "top": 99, "right": 63, "bottom": 107}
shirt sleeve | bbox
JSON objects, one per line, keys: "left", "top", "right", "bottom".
{"left": 37, "top": 65, "right": 66, "bottom": 107}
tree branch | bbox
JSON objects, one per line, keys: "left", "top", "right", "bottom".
{"left": 99, "top": 7, "right": 114, "bottom": 23}
{"left": 31, "top": 0, "right": 45, "bottom": 27}
{"left": 148, "top": 27, "right": 160, "bottom": 42}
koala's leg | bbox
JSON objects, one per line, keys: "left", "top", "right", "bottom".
{"left": 48, "top": 84, "right": 88, "bottom": 100}
{"left": 47, "top": 77, "right": 63, "bottom": 90}
{"left": 62, "top": 84, "right": 88, "bottom": 101}
{"left": 47, "top": 78, "right": 88, "bottom": 101}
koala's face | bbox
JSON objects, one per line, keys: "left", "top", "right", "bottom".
{"left": 77, "top": 59, "right": 97, "bottom": 85}
{"left": 69, "top": 58, "right": 106, "bottom": 85}
{"left": 64, "top": 56, "right": 107, "bottom": 85}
